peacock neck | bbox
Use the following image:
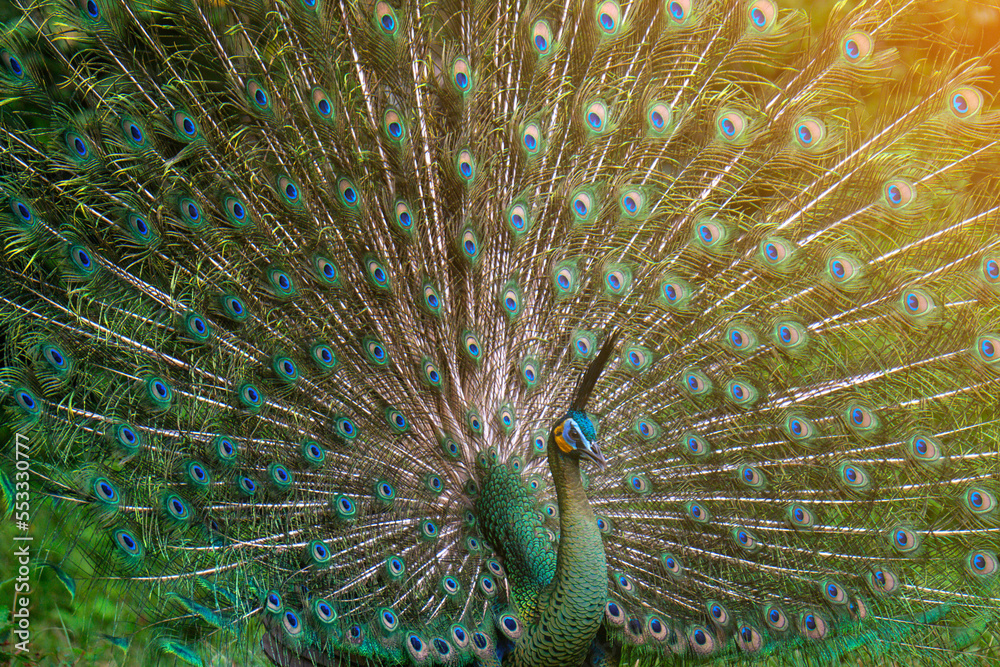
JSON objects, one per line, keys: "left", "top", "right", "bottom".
{"left": 511, "top": 439, "right": 608, "bottom": 666}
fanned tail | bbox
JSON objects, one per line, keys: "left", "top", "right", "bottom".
{"left": 0, "top": 0, "right": 999, "bottom": 665}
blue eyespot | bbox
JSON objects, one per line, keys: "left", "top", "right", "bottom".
{"left": 3, "top": 52, "right": 23, "bottom": 77}
{"left": 73, "top": 247, "right": 92, "bottom": 268}
{"left": 115, "top": 529, "right": 140, "bottom": 554}
{"left": 886, "top": 184, "right": 903, "bottom": 204}
{"left": 16, "top": 390, "right": 37, "bottom": 411}
{"left": 96, "top": 479, "right": 117, "bottom": 501}
{"left": 170, "top": 496, "right": 188, "bottom": 517}
{"left": 127, "top": 123, "right": 143, "bottom": 143}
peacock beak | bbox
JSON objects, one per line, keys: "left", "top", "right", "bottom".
{"left": 580, "top": 441, "right": 608, "bottom": 471}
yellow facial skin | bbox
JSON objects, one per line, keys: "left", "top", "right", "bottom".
{"left": 554, "top": 418, "right": 574, "bottom": 454}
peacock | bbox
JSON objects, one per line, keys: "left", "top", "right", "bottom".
{"left": 1, "top": 0, "right": 999, "bottom": 664}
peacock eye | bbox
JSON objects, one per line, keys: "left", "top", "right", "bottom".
{"left": 736, "top": 625, "right": 764, "bottom": 653}
{"left": 842, "top": 30, "right": 873, "bottom": 63}
{"left": 883, "top": 179, "right": 915, "bottom": 209}
{"left": 571, "top": 192, "right": 592, "bottom": 220}
{"left": 949, "top": 87, "right": 983, "bottom": 118}
{"left": 374, "top": 1, "right": 397, "bottom": 33}
{"left": 799, "top": 611, "right": 827, "bottom": 639}
{"left": 716, "top": 111, "right": 746, "bottom": 140}
{"left": 966, "top": 549, "right": 998, "bottom": 578}
{"left": 975, "top": 334, "right": 1000, "bottom": 365}
{"left": 1, "top": 50, "right": 25, "bottom": 79}
{"left": 828, "top": 254, "right": 860, "bottom": 284}
{"left": 764, "top": 604, "right": 789, "bottom": 631}
{"left": 868, "top": 566, "right": 899, "bottom": 594}
{"left": 532, "top": 19, "right": 552, "bottom": 54}
{"left": 748, "top": 0, "right": 776, "bottom": 32}
{"left": 821, "top": 580, "right": 848, "bottom": 604}
{"left": 247, "top": 79, "right": 271, "bottom": 111}
{"left": 647, "top": 102, "right": 671, "bottom": 133}
{"left": 890, "top": 526, "right": 920, "bottom": 553}
{"left": 845, "top": 403, "right": 880, "bottom": 436}
{"left": 688, "top": 625, "right": 716, "bottom": 655}
{"left": 584, "top": 100, "right": 608, "bottom": 132}
{"left": 667, "top": 0, "right": 692, "bottom": 25}
{"left": 521, "top": 122, "right": 541, "bottom": 154}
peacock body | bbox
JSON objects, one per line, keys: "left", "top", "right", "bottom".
{"left": 1, "top": 0, "right": 999, "bottom": 665}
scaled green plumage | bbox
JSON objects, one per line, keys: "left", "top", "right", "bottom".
{"left": 1, "top": 0, "right": 999, "bottom": 665}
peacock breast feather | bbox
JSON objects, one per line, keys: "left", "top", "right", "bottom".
{"left": 476, "top": 458, "right": 557, "bottom": 622}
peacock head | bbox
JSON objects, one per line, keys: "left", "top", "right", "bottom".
{"left": 552, "top": 409, "right": 606, "bottom": 470}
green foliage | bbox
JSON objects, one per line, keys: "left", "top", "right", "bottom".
{"left": 0, "top": 504, "right": 270, "bottom": 666}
